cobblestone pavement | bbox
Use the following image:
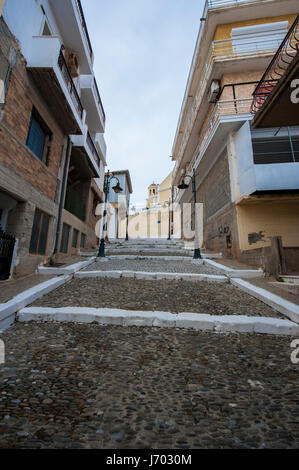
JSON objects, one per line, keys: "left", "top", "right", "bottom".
{"left": 84, "top": 259, "right": 220, "bottom": 275}
{"left": 0, "top": 323, "right": 298, "bottom": 449}
{"left": 31, "top": 278, "right": 281, "bottom": 318}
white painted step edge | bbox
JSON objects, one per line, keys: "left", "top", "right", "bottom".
{"left": 231, "top": 278, "right": 299, "bottom": 324}
{"left": 0, "top": 275, "right": 72, "bottom": 331}
{"left": 38, "top": 257, "right": 96, "bottom": 275}
{"left": 205, "top": 259, "right": 263, "bottom": 278}
{"left": 75, "top": 271, "right": 228, "bottom": 283}
{"left": 17, "top": 308, "right": 299, "bottom": 336}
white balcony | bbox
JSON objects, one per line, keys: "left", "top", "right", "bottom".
{"left": 71, "top": 125, "right": 101, "bottom": 178}
{"left": 234, "top": 122, "right": 299, "bottom": 199}
{"left": 79, "top": 75, "right": 106, "bottom": 133}
{"left": 95, "top": 133, "right": 107, "bottom": 164}
{"left": 27, "top": 36, "right": 85, "bottom": 135}
{"left": 51, "top": 0, "right": 94, "bottom": 74}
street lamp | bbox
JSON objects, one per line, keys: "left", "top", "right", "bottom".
{"left": 177, "top": 169, "right": 202, "bottom": 259}
{"left": 167, "top": 198, "right": 171, "bottom": 240}
{"left": 126, "top": 205, "right": 129, "bottom": 241}
{"left": 98, "top": 171, "right": 123, "bottom": 258}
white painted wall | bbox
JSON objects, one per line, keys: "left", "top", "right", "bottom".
{"left": 234, "top": 121, "right": 256, "bottom": 199}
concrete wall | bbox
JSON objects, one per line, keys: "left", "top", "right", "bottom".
{"left": 128, "top": 207, "right": 175, "bottom": 239}
{"left": 237, "top": 200, "right": 299, "bottom": 252}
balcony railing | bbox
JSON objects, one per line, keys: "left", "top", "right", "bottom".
{"left": 87, "top": 131, "right": 101, "bottom": 169}
{"left": 75, "top": 0, "right": 93, "bottom": 59}
{"left": 187, "top": 98, "right": 252, "bottom": 172}
{"left": 93, "top": 78, "right": 106, "bottom": 125}
{"left": 251, "top": 15, "right": 299, "bottom": 114}
{"left": 176, "top": 33, "right": 284, "bottom": 164}
{"left": 58, "top": 49, "right": 83, "bottom": 120}
{"left": 207, "top": 0, "right": 261, "bottom": 8}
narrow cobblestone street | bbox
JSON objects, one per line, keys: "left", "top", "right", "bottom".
{"left": 31, "top": 277, "right": 282, "bottom": 318}
{"left": 1, "top": 242, "right": 299, "bottom": 449}
{"left": 0, "top": 322, "right": 298, "bottom": 449}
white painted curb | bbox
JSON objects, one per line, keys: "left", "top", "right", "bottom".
{"left": 231, "top": 278, "right": 299, "bottom": 324}
{"left": 0, "top": 275, "right": 72, "bottom": 331}
{"left": 75, "top": 270, "right": 228, "bottom": 283}
{"left": 17, "top": 307, "right": 299, "bottom": 336}
{"left": 108, "top": 255, "right": 193, "bottom": 261}
{"left": 205, "top": 259, "right": 263, "bottom": 279}
{"left": 38, "top": 257, "right": 96, "bottom": 275}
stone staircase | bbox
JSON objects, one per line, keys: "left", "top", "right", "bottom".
{"left": 80, "top": 238, "right": 222, "bottom": 259}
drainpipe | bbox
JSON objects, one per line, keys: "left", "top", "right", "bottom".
{"left": 51, "top": 136, "right": 72, "bottom": 263}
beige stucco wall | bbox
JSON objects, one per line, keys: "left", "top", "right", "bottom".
{"left": 237, "top": 201, "right": 299, "bottom": 252}
{"left": 213, "top": 14, "right": 297, "bottom": 41}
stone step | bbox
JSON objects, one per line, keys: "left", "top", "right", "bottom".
{"left": 280, "top": 276, "right": 299, "bottom": 285}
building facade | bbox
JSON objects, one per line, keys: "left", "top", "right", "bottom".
{"left": 171, "top": 0, "right": 299, "bottom": 270}
{"left": 0, "top": 0, "right": 106, "bottom": 279}
{"left": 127, "top": 171, "right": 174, "bottom": 239}
{"left": 106, "top": 170, "right": 133, "bottom": 240}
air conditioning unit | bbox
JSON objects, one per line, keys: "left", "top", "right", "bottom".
{"left": 208, "top": 80, "right": 220, "bottom": 103}
{"left": 67, "top": 52, "right": 80, "bottom": 78}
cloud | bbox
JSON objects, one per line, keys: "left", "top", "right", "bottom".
{"left": 82, "top": 0, "right": 205, "bottom": 204}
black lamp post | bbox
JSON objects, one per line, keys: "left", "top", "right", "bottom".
{"left": 98, "top": 171, "right": 123, "bottom": 258}
{"left": 177, "top": 169, "right": 202, "bottom": 259}
{"left": 126, "top": 205, "right": 129, "bottom": 241}
{"left": 167, "top": 198, "right": 171, "bottom": 241}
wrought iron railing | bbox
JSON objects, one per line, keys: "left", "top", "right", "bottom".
{"left": 93, "top": 78, "right": 106, "bottom": 125}
{"left": 58, "top": 49, "right": 83, "bottom": 120}
{"left": 75, "top": 0, "right": 93, "bottom": 59}
{"left": 87, "top": 131, "right": 101, "bottom": 169}
{"left": 251, "top": 15, "right": 299, "bottom": 114}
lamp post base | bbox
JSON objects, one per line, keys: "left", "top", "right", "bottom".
{"left": 193, "top": 248, "right": 202, "bottom": 259}
{"left": 98, "top": 239, "right": 105, "bottom": 258}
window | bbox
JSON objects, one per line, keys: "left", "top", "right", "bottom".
{"left": 252, "top": 127, "right": 299, "bottom": 164}
{"left": 72, "top": 228, "right": 79, "bottom": 248}
{"left": 80, "top": 233, "right": 86, "bottom": 249}
{"left": 60, "top": 223, "right": 71, "bottom": 254}
{"left": 29, "top": 210, "right": 50, "bottom": 255}
{"left": 26, "top": 109, "right": 51, "bottom": 163}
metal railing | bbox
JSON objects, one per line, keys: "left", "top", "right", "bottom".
{"left": 58, "top": 49, "right": 83, "bottom": 120}
{"left": 93, "top": 78, "right": 106, "bottom": 125}
{"left": 176, "top": 33, "right": 284, "bottom": 164}
{"left": 188, "top": 98, "right": 252, "bottom": 172}
{"left": 87, "top": 131, "right": 101, "bottom": 169}
{"left": 251, "top": 15, "right": 299, "bottom": 114}
{"left": 207, "top": 0, "right": 263, "bottom": 8}
{"left": 75, "top": 0, "right": 93, "bottom": 59}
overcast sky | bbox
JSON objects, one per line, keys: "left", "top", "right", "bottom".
{"left": 82, "top": 0, "right": 205, "bottom": 207}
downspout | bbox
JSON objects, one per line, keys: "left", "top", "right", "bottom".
{"left": 51, "top": 136, "right": 72, "bottom": 263}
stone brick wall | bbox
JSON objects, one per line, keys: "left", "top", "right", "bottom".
{"left": 0, "top": 46, "right": 65, "bottom": 201}
{"left": 0, "top": 18, "right": 66, "bottom": 277}
{"left": 198, "top": 150, "right": 240, "bottom": 258}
